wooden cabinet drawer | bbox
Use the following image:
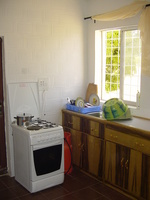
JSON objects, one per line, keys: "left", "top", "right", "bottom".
{"left": 82, "top": 119, "right": 104, "bottom": 139}
{"left": 63, "top": 113, "right": 81, "bottom": 131}
{"left": 134, "top": 137, "right": 150, "bottom": 156}
{"left": 105, "top": 128, "right": 150, "bottom": 155}
{"left": 72, "top": 116, "right": 81, "bottom": 130}
{"left": 89, "top": 121, "right": 100, "bottom": 137}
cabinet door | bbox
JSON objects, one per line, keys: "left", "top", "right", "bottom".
{"left": 87, "top": 134, "right": 104, "bottom": 178}
{"left": 116, "top": 145, "right": 130, "bottom": 190}
{"left": 71, "top": 129, "right": 82, "bottom": 167}
{"left": 82, "top": 133, "right": 88, "bottom": 171}
{"left": 141, "top": 154, "right": 150, "bottom": 200}
{"left": 105, "top": 141, "right": 116, "bottom": 185}
{"left": 105, "top": 141, "right": 142, "bottom": 198}
{"left": 128, "top": 149, "right": 142, "bottom": 197}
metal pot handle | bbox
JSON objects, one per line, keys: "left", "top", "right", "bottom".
{"left": 14, "top": 115, "right": 34, "bottom": 119}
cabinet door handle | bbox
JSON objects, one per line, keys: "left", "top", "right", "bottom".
{"left": 78, "top": 143, "right": 82, "bottom": 150}
{"left": 113, "top": 135, "right": 118, "bottom": 139}
{"left": 135, "top": 142, "right": 145, "bottom": 147}
{"left": 125, "top": 160, "right": 129, "bottom": 170}
{"left": 91, "top": 128, "right": 97, "bottom": 132}
{"left": 139, "top": 143, "right": 144, "bottom": 147}
{"left": 81, "top": 144, "right": 84, "bottom": 151}
{"left": 110, "top": 134, "right": 117, "bottom": 139}
{"left": 68, "top": 121, "right": 73, "bottom": 125}
{"left": 121, "top": 157, "right": 124, "bottom": 168}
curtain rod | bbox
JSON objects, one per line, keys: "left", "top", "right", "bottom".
{"left": 84, "top": 3, "right": 150, "bottom": 20}
{"left": 146, "top": 3, "right": 150, "bottom": 7}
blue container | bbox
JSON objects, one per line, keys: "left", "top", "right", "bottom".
{"left": 66, "top": 104, "right": 101, "bottom": 114}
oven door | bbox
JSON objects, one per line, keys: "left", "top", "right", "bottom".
{"left": 30, "top": 138, "right": 64, "bottom": 181}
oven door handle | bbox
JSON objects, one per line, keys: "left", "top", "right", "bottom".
{"left": 32, "top": 139, "right": 63, "bottom": 150}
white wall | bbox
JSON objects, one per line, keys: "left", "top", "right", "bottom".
{"left": 86, "top": 0, "right": 150, "bottom": 119}
{"left": 0, "top": 0, "right": 87, "bottom": 176}
{"left": 2, "top": 0, "right": 150, "bottom": 177}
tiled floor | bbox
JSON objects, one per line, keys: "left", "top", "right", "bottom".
{"left": 0, "top": 167, "right": 135, "bottom": 200}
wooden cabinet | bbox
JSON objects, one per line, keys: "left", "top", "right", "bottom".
{"left": 105, "top": 125, "right": 150, "bottom": 199}
{"left": 105, "top": 141, "right": 131, "bottom": 188}
{"left": 62, "top": 109, "right": 150, "bottom": 200}
{"left": 62, "top": 110, "right": 104, "bottom": 179}
{"left": 105, "top": 140, "right": 142, "bottom": 197}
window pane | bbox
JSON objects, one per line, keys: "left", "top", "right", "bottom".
{"left": 106, "top": 65, "right": 111, "bottom": 73}
{"left": 106, "top": 74, "right": 110, "bottom": 82}
{"left": 101, "top": 29, "right": 141, "bottom": 104}
{"left": 103, "top": 30, "right": 120, "bottom": 101}
{"left": 125, "top": 57, "right": 131, "bottom": 65}
{"left": 106, "top": 57, "right": 111, "bottom": 64}
{"left": 106, "top": 48, "right": 111, "bottom": 55}
{"left": 123, "top": 30, "right": 141, "bottom": 102}
{"left": 133, "top": 38, "right": 140, "bottom": 46}
{"left": 125, "top": 48, "right": 132, "bottom": 55}
{"left": 125, "top": 66, "right": 131, "bottom": 75}
{"left": 126, "top": 39, "right": 132, "bottom": 47}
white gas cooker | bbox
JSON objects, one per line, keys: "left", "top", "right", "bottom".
{"left": 8, "top": 82, "right": 64, "bottom": 179}
{"left": 12, "top": 119, "right": 64, "bottom": 146}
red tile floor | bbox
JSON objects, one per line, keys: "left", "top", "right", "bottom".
{"left": 0, "top": 167, "right": 136, "bottom": 200}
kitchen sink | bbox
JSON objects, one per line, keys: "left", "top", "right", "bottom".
{"left": 87, "top": 112, "right": 102, "bottom": 118}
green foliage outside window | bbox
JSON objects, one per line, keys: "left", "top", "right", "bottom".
{"left": 105, "top": 30, "right": 120, "bottom": 93}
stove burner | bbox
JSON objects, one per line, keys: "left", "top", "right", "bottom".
{"left": 43, "top": 123, "right": 57, "bottom": 129}
{"left": 28, "top": 119, "right": 58, "bottom": 130}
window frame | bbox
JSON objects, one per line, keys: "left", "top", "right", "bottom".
{"left": 97, "top": 26, "right": 141, "bottom": 107}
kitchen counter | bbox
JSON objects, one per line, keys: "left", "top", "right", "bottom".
{"left": 114, "top": 117, "right": 150, "bottom": 132}
{"left": 62, "top": 109, "right": 150, "bottom": 139}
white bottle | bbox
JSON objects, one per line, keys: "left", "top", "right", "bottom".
{"left": 67, "top": 97, "right": 71, "bottom": 104}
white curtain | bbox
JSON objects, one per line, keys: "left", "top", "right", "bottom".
{"left": 138, "top": 6, "right": 150, "bottom": 76}
{"left": 91, "top": 0, "right": 150, "bottom": 76}
{"left": 92, "top": 1, "right": 148, "bottom": 21}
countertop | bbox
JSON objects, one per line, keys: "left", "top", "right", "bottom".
{"left": 114, "top": 117, "right": 150, "bottom": 132}
{"left": 62, "top": 109, "right": 150, "bottom": 139}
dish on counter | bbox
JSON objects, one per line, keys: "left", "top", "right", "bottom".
{"left": 89, "top": 94, "right": 100, "bottom": 106}
{"left": 75, "top": 97, "right": 84, "bottom": 107}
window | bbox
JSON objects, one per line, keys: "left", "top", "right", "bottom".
{"left": 96, "top": 28, "right": 141, "bottom": 106}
